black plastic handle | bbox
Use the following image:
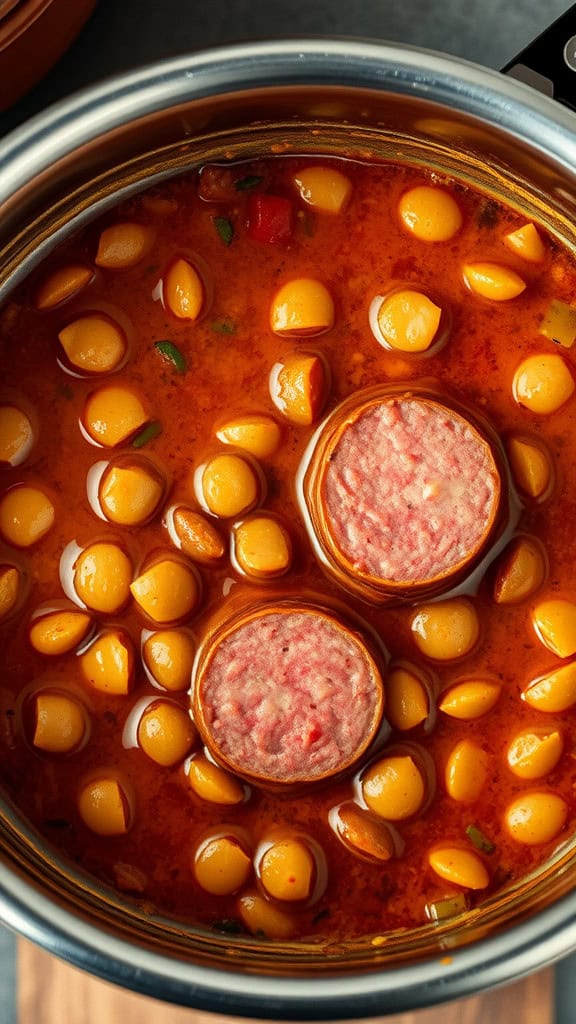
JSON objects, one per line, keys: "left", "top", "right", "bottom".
{"left": 502, "top": 4, "right": 576, "bottom": 109}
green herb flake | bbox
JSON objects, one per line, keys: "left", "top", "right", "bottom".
{"left": 213, "top": 216, "right": 234, "bottom": 246}
{"left": 465, "top": 824, "right": 496, "bottom": 855}
{"left": 211, "top": 319, "right": 236, "bottom": 335}
{"left": 425, "top": 893, "right": 469, "bottom": 922}
{"left": 235, "top": 175, "right": 263, "bottom": 191}
{"left": 132, "top": 421, "right": 162, "bottom": 449}
{"left": 154, "top": 340, "right": 187, "bottom": 373}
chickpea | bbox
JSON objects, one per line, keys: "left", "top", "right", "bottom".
{"left": 270, "top": 352, "right": 329, "bottom": 426}
{"left": 201, "top": 454, "right": 260, "bottom": 519}
{"left": 0, "top": 485, "right": 54, "bottom": 548}
{"left": 143, "top": 629, "right": 195, "bottom": 691}
{"left": 98, "top": 458, "right": 164, "bottom": 526}
{"left": 428, "top": 846, "right": 489, "bottom": 889}
{"left": 95, "top": 223, "right": 154, "bottom": 269}
{"left": 259, "top": 838, "right": 315, "bottom": 902}
{"left": 507, "top": 730, "right": 563, "bottom": 780}
{"left": 77, "top": 776, "right": 132, "bottom": 835}
{"left": 270, "top": 278, "right": 335, "bottom": 336}
{"left": 73, "top": 542, "right": 132, "bottom": 614}
{"left": 411, "top": 598, "right": 480, "bottom": 661}
{"left": 513, "top": 353, "right": 575, "bottom": 415}
{"left": 130, "top": 557, "right": 200, "bottom": 624}
{"left": 0, "top": 565, "right": 20, "bottom": 621}
{"left": 445, "top": 740, "right": 488, "bottom": 803}
{"left": 216, "top": 414, "right": 281, "bottom": 459}
{"left": 79, "top": 630, "right": 135, "bottom": 695}
{"left": 187, "top": 753, "right": 245, "bottom": 805}
{"left": 35, "top": 264, "right": 93, "bottom": 310}
{"left": 194, "top": 835, "right": 252, "bottom": 896}
{"left": 439, "top": 679, "right": 501, "bottom": 720}
{"left": 233, "top": 516, "right": 292, "bottom": 579}
{"left": 169, "top": 506, "right": 225, "bottom": 564}
{"left": 507, "top": 436, "right": 553, "bottom": 499}
{"left": 505, "top": 791, "right": 567, "bottom": 845}
{"left": 375, "top": 290, "right": 442, "bottom": 353}
{"left": 362, "top": 755, "right": 425, "bottom": 821}
{"left": 237, "top": 890, "right": 296, "bottom": 939}
{"left": 29, "top": 608, "right": 92, "bottom": 656}
{"left": 463, "top": 262, "right": 526, "bottom": 301}
{"left": 398, "top": 186, "right": 462, "bottom": 242}
{"left": 293, "top": 166, "right": 352, "bottom": 214}
{"left": 164, "top": 258, "right": 204, "bottom": 320}
{"left": 523, "top": 662, "right": 576, "bottom": 713}
{"left": 386, "top": 664, "right": 430, "bottom": 731}
{"left": 330, "top": 802, "right": 395, "bottom": 862}
{"left": 532, "top": 598, "right": 576, "bottom": 658}
{"left": 58, "top": 315, "right": 126, "bottom": 374}
{"left": 137, "top": 700, "right": 196, "bottom": 767}
{"left": 33, "top": 692, "right": 88, "bottom": 753}
{"left": 503, "top": 223, "right": 546, "bottom": 264}
{"left": 83, "top": 385, "right": 149, "bottom": 447}
{"left": 493, "top": 536, "right": 547, "bottom": 605}
{"left": 0, "top": 405, "right": 34, "bottom": 466}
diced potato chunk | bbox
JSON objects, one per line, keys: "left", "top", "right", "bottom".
{"left": 270, "top": 278, "right": 334, "bottom": 336}
{"left": 503, "top": 223, "right": 546, "bottom": 263}
{"left": 137, "top": 700, "right": 196, "bottom": 767}
{"left": 201, "top": 454, "right": 260, "bottom": 519}
{"left": 35, "top": 264, "right": 93, "bottom": 310}
{"left": 194, "top": 835, "right": 251, "bottom": 896}
{"left": 386, "top": 664, "right": 429, "bottom": 731}
{"left": 77, "top": 777, "right": 132, "bottom": 835}
{"left": 507, "top": 730, "right": 563, "bottom": 780}
{"left": 0, "top": 485, "right": 54, "bottom": 548}
{"left": 130, "top": 557, "right": 200, "bottom": 624}
{"left": 523, "top": 661, "right": 576, "bottom": 712}
{"left": 95, "top": 223, "right": 154, "bottom": 269}
{"left": 539, "top": 299, "right": 576, "bottom": 348}
{"left": 79, "top": 630, "right": 135, "bottom": 695}
{"left": 507, "top": 435, "right": 553, "bottom": 499}
{"left": 29, "top": 608, "right": 92, "bottom": 656}
{"left": 532, "top": 598, "right": 576, "bottom": 658}
{"left": 83, "top": 386, "right": 149, "bottom": 447}
{"left": 216, "top": 414, "right": 281, "bottom": 458}
{"left": 493, "top": 536, "right": 547, "bottom": 605}
{"left": 270, "top": 353, "right": 329, "bottom": 426}
{"left": 33, "top": 692, "right": 88, "bottom": 753}
{"left": 463, "top": 262, "right": 526, "bottom": 301}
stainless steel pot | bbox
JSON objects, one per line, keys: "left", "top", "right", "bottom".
{"left": 2, "top": 26, "right": 576, "bottom": 1019}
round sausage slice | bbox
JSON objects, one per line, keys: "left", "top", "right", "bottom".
{"left": 193, "top": 602, "right": 384, "bottom": 787}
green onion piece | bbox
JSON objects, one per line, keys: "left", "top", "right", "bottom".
{"left": 425, "top": 892, "right": 469, "bottom": 922}
{"left": 211, "top": 319, "right": 236, "bottom": 335}
{"left": 213, "top": 216, "right": 234, "bottom": 246}
{"left": 466, "top": 824, "right": 496, "bottom": 855}
{"left": 132, "top": 421, "right": 162, "bottom": 448}
{"left": 154, "top": 340, "right": 186, "bottom": 373}
{"left": 235, "top": 175, "right": 263, "bottom": 191}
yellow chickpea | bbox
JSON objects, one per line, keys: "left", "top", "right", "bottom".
{"left": 58, "top": 315, "right": 127, "bottom": 374}
{"left": 169, "top": 506, "right": 226, "bottom": 564}
{"left": 237, "top": 891, "right": 296, "bottom": 939}
{"left": 385, "top": 664, "right": 430, "bottom": 731}
{"left": 137, "top": 700, "right": 196, "bottom": 767}
{"left": 532, "top": 598, "right": 576, "bottom": 658}
{"left": 445, "top": 740, "right": 488, "bottom": 803}
{"left": 375, "top": 290, "right": 442, "bottom": 353}
{"left": 507, "top": 730, "right": 563, "bottom": 780}
{"left": 79, "top": 630, "right": 135, "bottom": 695}
{"left": 33, "top": 692, "right": 88, "bottom": 753}
{"left": 331, "top": 802, "right": 395, "bottom": 862}
{"left": 428, "top": 846, "right": 490, "bottom": 889}
{"left": 399, "top": 186, "right": 462, "bottom": 242}
{"left": 293, "top": 166, "right": 352, "bottom": 214}
{"left": 77, "top": 776, "right": 132, "bottom": 835}
{"left": 35, "top": 264, "right": 93, "bottom": 310}
{"left": 201, "top": 454, "right": 260, "bottom": 518}
{"left": 503, "top": 223, "right": 546, "bottom": 263}
{"left": 83, "top": 385, "right": 149, "bottom": 447}
{"left": 411, "top": 598, "right": 480, "bottom": 661}
{"left": 99, "top": 459, "right": 164, "bottom": 526}
{"left": 216, "top": 414, "right": 281, "bottom": 459}
{"left": 0, "top": 565, "right": 20, "bottom": 621}
{"left": 505, "top": 792, "right": 567, "bottom": 845}
{"left": 439, "top": 679, "right": 501, "bottom": 720}
{"left": 362, "top": 755, "right": 425, "bottom": 821}
{"left": 95, "top": 223, "right": 154, "bottom": 269}
{"left": 270, "top": 353, "right": 329, "bottom": 426}
{"left": 29, "top": 608, "right": 92, "bottom": 656}
{"left": 463, "top": 262, "right": 526, "bottom": 301}
{"left": 143, "top": 630, "right": 195, "bottom": 691}
{"left": 0, "top": 405, "right": 34, "bottom": 466}
{"left": 493, "top": 536, "right": 547, "bottom": 605}
{"left": 233, "top": 516, "right": 292, "bottom": 579}
{"left": 164, "top": 258, "right": 204, "bottom": 320}
{"left": 270, "top": 278, "right": 335, "bottom": 336}
{"left": 259, "top": 838, "right": 315, "bottom": 902}
{"left": 130, "top": 557, "right": 200, "bottom": 624}
{"left": 187, "top": 753, "right": 245, "bottom": 805}
{"left": 0, "top": 485, "right": 54, "bottom": 548}
{"left": 523, "top": 662, "right": 576, "bottom": 712}
{"left": 194, "top": 835, "right": 252, "bottom": 896}
{"left": 513, "top": 354, "right": 575, "bottom": 415}
{"left": 73, "top": 542, "right": 132, "bottom": 614}
{"left": 507, "top": 436, "right": 553, "bottom": 499}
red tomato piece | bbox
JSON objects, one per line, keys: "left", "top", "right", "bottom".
{"left": 247, "top": 194, "right": 293, "bottom": 243}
